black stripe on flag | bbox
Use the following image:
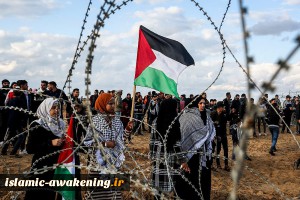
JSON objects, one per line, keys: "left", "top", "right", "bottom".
{"left": 140, "top": 25, "right": 195, "bottom": 66}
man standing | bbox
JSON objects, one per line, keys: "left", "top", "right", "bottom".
{"left": 296, "top": 96, "right": 300, "bottom": 134}
{"left": 295, "top": 97, "right": 300, "bottom": 134}
{"left": 179, "top": 94, "right": 186, "bottom": 112}
{"left": 133, "top": 95, "right": 144, "bottom": 135}
{"left": 66, "top": 88, "right": 82, "bottom": 118}
{"left": 32, "top": 80, "right": 49, "bottom": 112}
{"left": 231, "top": 94, "right": 241, "bottom": 116}
{"left": 201, "top": 92, "right": 210, "bottom": 109}
{"left": 148, "top": 93, "right": 159, "bottom": 133}
{"left": 211, "top": 101, "right": 230, "bottom": 171}
{"left": 275, "top": 94, "right": 281, "bottom": 109}
{"left": 47, "top": 81, "right": 68, "bottom": 118}
{"left": 89, "top": 90, "right": 98, "bottom": 108}
{"left": 223, "top": 92, "right": 232, "bottom": 118}
{"left": 17, "top": 80, "right": 31, "bottom": 112}
{"left": 2, "top": 80, "right": 33, "bottom": 156}
{"left": 1, "top": 88, "right": 27, "bottom": 157}
{"left": 114, "top": 90, "right": 123, "bottom": 116}
{"left": 282, "top": 95, "right": 293, "bottom": 133}
{"left": 47, "top": 81, "right": 67, "bottom": 99}
{"left": 0, "top": 79, "right": 10, "bottom": 142}
{"left": 239, "top": 94, "right": 247, "bottom": 120}
{"left": 266, "top": 99, "right": 281, "bottom": 155}
{"left": 122, "top": 93, "right": 132, "bottom": 111}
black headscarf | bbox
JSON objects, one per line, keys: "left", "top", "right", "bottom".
{"left": 156, "top": 98, "right": 181, "bottom": 152}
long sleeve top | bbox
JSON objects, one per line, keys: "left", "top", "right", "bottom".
{"left": 210, "top": 110, "right": 227, "bottom": 137}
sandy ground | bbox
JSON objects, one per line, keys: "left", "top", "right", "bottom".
{"left": 1, "top": 125, "right": 300, "bottom": 200}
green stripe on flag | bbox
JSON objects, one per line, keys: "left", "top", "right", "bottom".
{"left": 134, "top": 67, "right": 179, "bottom": 98}
{"left": 54, "top": 167, "right": 75, "bottom": 200}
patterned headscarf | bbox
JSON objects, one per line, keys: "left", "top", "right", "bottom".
{"left": 179, "top": 107, "right": 216, "bottom": 166}
{"left": 95, "top": 93, "right": 113, "bottom": 113}
{"left": 34, "top": 98, "right": 65, "bottom": 137}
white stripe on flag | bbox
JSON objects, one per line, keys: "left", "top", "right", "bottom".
{"left": 150, "top": 49, "right": 190, "bottom": 82}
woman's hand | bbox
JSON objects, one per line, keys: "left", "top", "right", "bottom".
{"left": 52, "top": 138, "right": 64, "bottom": 146}
{"left": 180, "top": 162, "right": 190, "bottom": 173}
{"left": 105, "top": 140, "right": 116, "bottom": 148}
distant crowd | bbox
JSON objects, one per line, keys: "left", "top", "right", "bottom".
{"left": 0, "top": 78, "right": 299, "bottom": 157}
{"left": 0, "top": 78, "right": 300, "bottom": 199}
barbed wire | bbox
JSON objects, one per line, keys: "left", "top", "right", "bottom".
{"left": 1, "top": 0, "right": 300, "bottom": 199}
{"left": 62, "top": 0, "right": 93, "bottom": 94}
{"left": 229, "top": 0, "right": 299, "bottom": 199}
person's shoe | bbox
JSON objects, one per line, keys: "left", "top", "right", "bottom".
{"left": 19, "top": 150, "right": 28, "bottom": 155}
{"left": 217, "top": 165, "right": 222, "bottom": 169}
{"left": 224, "top": 165, "right": 231, "bottom": 171}
{"left": 273, "top": 147, "right": 277, "bottom": 152}
{"left": 258, "top": 133, "right": 262, "bottom": 136}
{"left": 253, "top": 134, "right": 258, "bottom": 138}
{"left": 269, "top": 150, "right": 275, "bottom": 156}
{"left": 0, "top": 152, "right": 7, "bottom": 156}
{"left": 264, "top": 133, "right": 267, "bottom": 136}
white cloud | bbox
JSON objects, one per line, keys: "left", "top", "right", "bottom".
{"left": 248, "top": 10, "right": 289, "bottom": 21}
{"left": 134, "top": 0, "right": 181, "bottom": 5}
{"left": 283, "top": 0, "right": 300, "bottom": 5}
{"left": 0, "top": 0, "right": 60, "bottom": 18}
{"left": 1, "top": 1, "right": 299, "bottom": 102}
{"left": 133, "top": 6, "right": 201, "bottom": 36}
{"left": 0, "top": 61, "right": 17, "bottom": 73}
{"left": 247, "top": 10, "right": 300, "bottom": 36}
{"left": 10, "top": 40, "right": 43, "bottom": 57}
{"left": 210, "top": 84, "right": 245, "bottom": 91}
{"left": 250, "top": 18, "right": 300, "bottom": 36}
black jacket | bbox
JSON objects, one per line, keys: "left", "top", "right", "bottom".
{"left": 266, "top": 105, "right": 281, "bottom": 126}
{"left": 211, "top": 110, "right": 227, "bottom": 137}
{"left": 229, "top": 112, "right": 241, "bottom": 126}
{"left": 231, "top": 99, "right": 240, "bottom": 112}
{"left": 7, "top": 96, "right": 27, "bottom": 130}
{"left": 223, "top": 98, "right": 232, "bottom": 117}
{"left": 296, "top": 103, "right": 300, "bottom": 120}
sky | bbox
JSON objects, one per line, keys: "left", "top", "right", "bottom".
{"left": 0, "top": 0, "right": 300, "bottom": 101}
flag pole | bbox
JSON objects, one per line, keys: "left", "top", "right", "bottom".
{"left": 130, "top": 85, "right": 136, "bottom": 121}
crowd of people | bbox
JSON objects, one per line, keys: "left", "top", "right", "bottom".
{"left": 0, "top": 78, "right": 300, "bottom": 199}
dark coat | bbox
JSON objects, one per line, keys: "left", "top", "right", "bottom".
{"left": 211, "top": 110, "right": 227, "bottom": 137}
{"left": 267, "top": 105, "right": 281, "bottom": 126}
{"left": 156, "top": 99, "right": 181, "bottom": 152}
{"left": 25, "top": 122, "right": 61, "bottom": 200}
{"left": 7, "top": 96, "right": 27, "bottom": 131}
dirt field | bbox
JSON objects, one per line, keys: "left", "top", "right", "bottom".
{"left": 1, "top": 125, "right": 300, "bottom": 200}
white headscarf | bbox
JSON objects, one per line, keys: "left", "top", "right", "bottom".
{"left": 34, "top": 98, "right": 65, "bottom": 137}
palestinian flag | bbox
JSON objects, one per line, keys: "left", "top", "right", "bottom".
{"left": 54, "top": 117, "right": 75, "bottom": 200}
{"left": 134, "top": 25, "right": 195, "bottom": 98}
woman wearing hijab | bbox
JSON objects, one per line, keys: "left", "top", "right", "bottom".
{"left": 84, "top": 93, "right": 132, "bottom": 200}
{"left": 25, "top": 98, "right": 65, "bottom": 200}
{"left": 150, "top": 98, "right": 189, "bottom": 198}
{"left": 177, "top": 96, "right": 216, "bottom": 200}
